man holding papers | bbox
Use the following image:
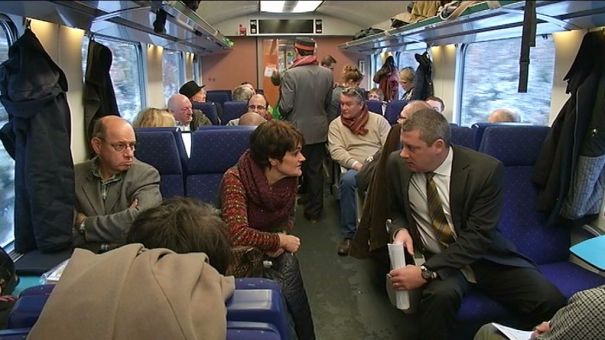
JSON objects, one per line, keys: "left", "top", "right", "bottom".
{"left": 384, "top": 109, "right": 565, "bottom": 340}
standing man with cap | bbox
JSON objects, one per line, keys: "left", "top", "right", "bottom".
{"left": 178, "top": 80, "right": 216, "bottom": 127}
{"left": 279, "top": 37, "right": 333, "bottom": 222}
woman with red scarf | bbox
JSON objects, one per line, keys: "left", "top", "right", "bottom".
{"left": 219, "top": 120, "right": 315, "bottom": 339}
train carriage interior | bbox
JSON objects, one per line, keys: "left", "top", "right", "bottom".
{"left": 0, "top": 0, "right": 604, "bottom": 339}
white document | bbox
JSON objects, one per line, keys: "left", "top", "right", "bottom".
{"left": 41, "top": 259, "right": 70, "bottom": 283}
{"left": 492, "top": 323, "right": 532, "bottom": 340}
{"left": 386, "top": 243, "right": 410, "bottom": 310}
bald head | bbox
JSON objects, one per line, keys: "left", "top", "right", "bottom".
{"left": 167, "top": 94, "right": 193, "bottom": 125}
{"left": 91, "top": 116, "right": 136, "bottom": 177}
{"left": 488, "top": 109, "right": 520, "bottom": 123}
{"left": 239, "top": 112, "right": 267, "bottom": 126}
{"left": 92, "top": 116, "right": 132, "bottom": 140}
{"left": 398, "top": 100, "right": 432, "bottom": 124}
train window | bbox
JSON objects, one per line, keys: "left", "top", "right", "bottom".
{"left": 0, "top": 16, "right": 16, "bottom": 247}
{"left": 192, "top": 53, "right": 201, "bottom": 84}
{"left": 162, "top": 49, "right": 185, "bottom": 100}
{"left": 81, "top": 37, "right": 145, "bottom": 122}
{"left": 459, "top": 36, "right": 555, "bottom": 126}
{"left": 396, "top": 49, "right": 422, "bottom": 99}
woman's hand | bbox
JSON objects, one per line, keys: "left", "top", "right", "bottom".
{"left": 278, "top": 233, "right": 300, "bottom": 253}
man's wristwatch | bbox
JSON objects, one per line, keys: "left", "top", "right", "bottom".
{"left": 76, "top": 220, "right": 86, "bottom": 236}
{"left": 420, "top": 265, "right": 438, "bottom": 281}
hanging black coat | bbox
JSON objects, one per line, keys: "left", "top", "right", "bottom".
{"left": 411, "top": 51, "right": 434, "bottom": 101}
{"left": 0, "top": 29, "right": 74, "bottom": 252}
{"left": 532, "top": 31, "right": 605, "bottom": 225}
{"left": 83, "top": 39, "right": 119, "bottom": 156}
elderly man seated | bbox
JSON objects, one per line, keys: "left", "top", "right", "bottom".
{"left": 168, "top": 93, "right": 211, "bottom": 131}
{"left": 328, "top": 87, "right": 390, "bottom": 256}
{"left": 74, "top": 116, "right": 162, "bottom": 252}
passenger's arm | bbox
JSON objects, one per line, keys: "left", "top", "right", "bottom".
{"left": 220, "top": 168, "right": 281, "bottom": 252}
{"left": 378, "top": 116, "right": 392, "bottom": 146}
{"left": 84, "top": 166, "right": 162, "bottom": 243}
{"left": 385, "top": 152, "right": 411, "bottom": 242}
{"left": 328, "top": 122, "right": 358, "bottom": 169}
{"left": 278, "top": 71, "right": 295, "bottom": 117}
{"left": 425, "top": 162, "right": 504, "bottom": 277}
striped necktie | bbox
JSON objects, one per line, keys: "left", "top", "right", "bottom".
{"left": 425, "top": 172, "right": 455, "bottom": 248}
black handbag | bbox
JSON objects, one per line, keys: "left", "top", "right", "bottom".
{"left": 0, "top": 247, "right": 18, "bottom": 295}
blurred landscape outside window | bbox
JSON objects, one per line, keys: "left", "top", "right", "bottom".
{"left": 0, "top": 23, "right": 13, "bottom": 247}
{"left": 163, "top": 49, "right": 184, "bottom": 101}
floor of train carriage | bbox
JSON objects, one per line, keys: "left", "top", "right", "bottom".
{"left": 294, "top": 191, "right": 407, "bottom": 340}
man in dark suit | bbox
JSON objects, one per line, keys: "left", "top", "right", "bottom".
{"left": 74, "top": 116, "right": 162, "bottom": 252}
{"left": 385, "top": 109, "right": 565, "bottom": 339}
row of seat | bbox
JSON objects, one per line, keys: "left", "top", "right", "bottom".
{"left": 0, "top": 278, "right": 289, "bottom": 339}
{"left": 193, "top": 101, "right": 250, "bottom": 125}
{"left": 450, "top": 125, "right": 605, "bottom": 339}
{"left": 134, "top": 126, "right": 255, "bottom": 204}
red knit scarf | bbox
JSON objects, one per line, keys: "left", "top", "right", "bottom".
{"left": 341, "top": 105, "right": 370, "bottom": 136}
{"left": 290, "top": 55, "right": 318, "bottom": 68}
{"left": 237, "top": 150, "right": 297, "bottom": 231}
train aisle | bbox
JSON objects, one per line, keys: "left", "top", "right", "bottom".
{"left": 294, "top": 193, "right": 406, "bottom": 339}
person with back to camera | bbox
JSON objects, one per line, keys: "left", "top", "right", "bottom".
{"left": 132, "top": 107, "right": 175, "bottom": 128}
{"left": 426, "top": 95, "right": 445, "bottom": 114}
{"left": 384, "top": 109, "right": 565, "bottom": 339}
{"left": 126, "top": 197, "right": 232, "bottom": 275}
{"left": 373, "top": 55, "right": 400, "bottom": 102}
{"left": 219, "top": 120, "right": 315, "bottom": 339}
{"left": 488, "top": 108, "right": 521, "bottom": 123}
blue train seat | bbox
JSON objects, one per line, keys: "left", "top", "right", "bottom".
{"left": 227, "top": 321, "right": 281, "bottom": 340}
{"left": 186, "top": 127, "right": 253, "bottom": 203}
{"left": 449, "top": 125, "right": 477, "bottom": 150}
{"left": 226, "top": 289, "right": 289, "bottom": 340}
{"left": 366, "top": 100, "right": 384, "bottom": 116}
{"left": 206, "top": 90, "right": 232, "bottom": 106}
{"left": 193, "top": 102, "right": 220, "bottom": 125}
{"left": 453, "top": 125, "right": 605, "bottom": 339}
{"left": 384, "top": 100, "right": 407, "bottom": 125}
{"left": 134, "top": 129, "right": 186, "bottom": 198}
{"left": 222, "top": 101, "right": 249, "bottom": 125}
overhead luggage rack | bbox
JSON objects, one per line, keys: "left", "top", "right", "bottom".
{"left": 339, "top": 0, "right": 605, "bottom": 53}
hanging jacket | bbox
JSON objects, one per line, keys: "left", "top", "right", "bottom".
{"left": 532, "top": 31, "right": 605, "bottom": 224}
{"left": 411, "top": 51, "right": 434, "bottom": 101}
{"left": 0, "top": 28, "right": 74, "bottom": 252}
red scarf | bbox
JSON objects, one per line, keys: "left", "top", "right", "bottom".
{"left": 290, "top": 55, "right": 318, "bottom": 68}
{"left": 237, "top": 150, "right": 297, "bottom": 231}
{"left": 341, "top": 105, "right": 370, "bottom": 136}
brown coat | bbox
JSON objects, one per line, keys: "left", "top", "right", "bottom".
{"left": 29, "top": 244, "right": 235, "bottom": 340}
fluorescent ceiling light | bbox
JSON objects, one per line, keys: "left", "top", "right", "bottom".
{"left": 292, "top": 1, "right": 322, "bottom": 13}
{"left": 260, "top": 1, "right": 322, "bottom": 13}
{"left": 261, "top": 1, "right": 286, "bottom": 13}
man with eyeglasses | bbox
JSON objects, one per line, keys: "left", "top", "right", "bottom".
{"left": 73, "top": 116, "right": 162, "bottom": 252}
{"left": 329, "top": 87, "right": 390, "bottom": 255}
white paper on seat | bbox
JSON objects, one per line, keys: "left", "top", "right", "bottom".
{"left": 386, "top": 243, "right": 410, "bottom": 310}
{"left": 492, "top": 323, "right": 532, "bottom": 340}
{"left": 180, "top": 132, "right": 191, "bottom": 158}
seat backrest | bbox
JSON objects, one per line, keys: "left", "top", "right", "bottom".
{"left": 135, "top": 129, "right": 185, "bottom": 198}
{"left": 366, "top": 100, "right": 384, "bottom": 116}
{"left": 384, "top": 100, "right": 407, "bottom": 125}
{"left": 193, "top": 102, "right": 220, "bottom": 125}
{"left": 186, "top": 127, "right": 254, "bottom": 203}
{"left": 222, "top": 101, "right": 249, "bottom": 125}
{"left": 449, "top": 125, "right": 477, "bottom": 150}
{"left": 479, "top": 125, "right": 569, "bottom": 264}
{"left": 206, "top": 90, "right": 232, "bottom": 105}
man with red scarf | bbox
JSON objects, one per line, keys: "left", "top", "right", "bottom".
{"left": 279, "top": 37, "right": 334, "bottom": 222}
{"left": 328, "top": 88, "right": 391, "bottom": 255}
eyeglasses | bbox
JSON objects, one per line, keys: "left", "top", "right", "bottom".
{"left": 248, "top": 105, "right": 267, "bottom": 111}
{"left": 342, "top": 87, "right": 366, "bottom": 101}
{"left": 99, "top": 138, "right": 137, "bottom": 152}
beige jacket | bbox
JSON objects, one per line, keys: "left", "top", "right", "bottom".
{"left": 28, "top": 244, "right": 235, "bottom": 340}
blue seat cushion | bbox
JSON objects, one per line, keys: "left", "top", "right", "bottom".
{"left": 538, "top": 262, "right": 605, "bottom": 298}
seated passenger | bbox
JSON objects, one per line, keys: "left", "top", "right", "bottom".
{"left": 399, "top": 66, "right": 416, "bottom": 101}
{"left": 132, "top": 107, "right": 175, "bottom": 128}
{"left": 327, "top": 64, "right": 365, "bottom": 122}
{"left": 474, "top": 285, "right": 605, "bottom": 340}
{"left": 487, "top": 108, "right": 521, "bottom": 123}
{"left": 179, "top": 80, "right": 220, "bottom": 125}
{"left": 426, "top": 95, "right": 445, "bottom": 113}
{"left": 240, "top": 81, "right": 256, "bottom": 94}
{"left": 328, "top": 87, "right": 390, "bottom": 256}
{"left": 28, "top": 243, "right": 234, "bottom": 339}
{"left": 232, "top": 84, "right": 255, "bottom": 102}
{"left": 168, "top": 93, "right": 209, "bottom": 131}
{"left": 397, "top": 100, "right": 432, "bottom": 124}
{"left": 127, "top": 197, "right": 231, "bottom": 274}
{"left": 247, "top": 93, "right": 272, "bottom": 120}
{"left": 74, "top": 116, "right": 162, "bottom": 252}
{"left": 368, "top": 87, "right": 387, "bottom": 115}
{"left": 386, "top": 109, "right": 565, "bottom": 339}
{"left": 226, "top": 111, "right": 267, "bottom": 127}
{"left": 219, "top": 120, "right": 315, "bottom": 340}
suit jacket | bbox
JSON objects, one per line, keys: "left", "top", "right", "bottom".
{"left": 74, "top": 158, "right": 162, "bottom": 247}
{"left": 386, "top": 145, "right": 532, "bottom": 279}
{"left": 279, "top": 64, "right": 333, "bottom": 145}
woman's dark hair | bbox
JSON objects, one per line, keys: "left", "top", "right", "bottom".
{"left": 127, "top": 197, "right": 232, "bottom": 274}
{"left": 380, "top": 56, "right": 396, "bottom": 73}
{"left": 249, "top": 120, "right": 304, "bottom": 169}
